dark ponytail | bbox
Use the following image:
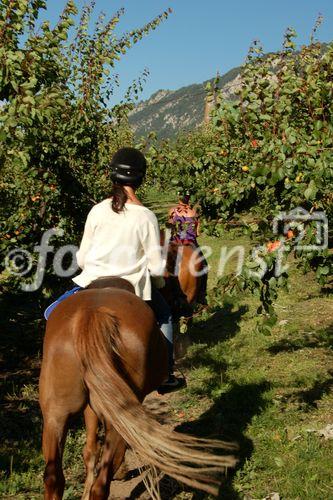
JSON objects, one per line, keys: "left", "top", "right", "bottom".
{"left": 111, "top": 184, "right": 128, "bottom": 213}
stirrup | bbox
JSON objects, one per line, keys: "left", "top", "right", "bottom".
{"left": 157, "top": 375, "right": 187, "bottom": 395}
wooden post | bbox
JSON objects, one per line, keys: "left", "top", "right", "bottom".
{"left": 204, "top": 72, "right": 219, "bottom": 124}
{"left": 204, "top": 94, "right": 215, "bottom": 124}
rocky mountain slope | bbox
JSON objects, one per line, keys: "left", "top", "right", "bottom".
{"left": 129, "top": 66, "right": 241, "bottom": 140}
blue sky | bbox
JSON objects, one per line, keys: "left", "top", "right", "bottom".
{"left": 43, "top": 0, "right": 333, "bottom": 103}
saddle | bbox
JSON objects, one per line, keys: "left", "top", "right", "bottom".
{"left": 87, "top": 276, "right": 135, "bottom": 294}
{"left": 44, "top": 277, "right": 135, "bottom": 321}
{"left": 88, "top": 276, "right": 191, "bottom": 320}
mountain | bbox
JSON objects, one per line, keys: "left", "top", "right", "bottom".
{"left": 128, "top": 66, "right": 241, "bottom": 140}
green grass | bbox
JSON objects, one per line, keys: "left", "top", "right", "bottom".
{"left": 0, "top": 220, "right": 332, "bottom": 499}
{"left": 170, "top": 255, "right": 333, "bottom": 499}
{"left": 143, "top": 187, "right": 177, "bottom": 223}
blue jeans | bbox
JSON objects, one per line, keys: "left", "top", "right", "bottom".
{"left": 147, "top": 285, "right": 174, "bottom": 375}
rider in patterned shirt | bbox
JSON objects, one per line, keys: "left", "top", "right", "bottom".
{"left": 168, "top": 190, "right": 199, "bottom": 245}
{"left": 168, "top": 190, "right": 207, "bottom": 305}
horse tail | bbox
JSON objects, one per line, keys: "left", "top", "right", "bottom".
{"left": 73, "top": 306, "right": 236, "bottom": 498}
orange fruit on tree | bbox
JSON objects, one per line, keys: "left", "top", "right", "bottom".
{"left": 267, "top": 240, "right": 281, "bottom": 252}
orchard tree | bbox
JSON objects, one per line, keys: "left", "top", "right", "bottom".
{"left": 0, "top": 0, "right": 171, "bottom": 289}
{"left": 146, "top": 21, "right": 332, "bottom": 329}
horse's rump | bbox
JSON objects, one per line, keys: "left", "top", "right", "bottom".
{"left": 41, "top": 287, "right": 166, "bottom": 398}
{"left": 71, "top": 289, "right": 167, "bottom": 395}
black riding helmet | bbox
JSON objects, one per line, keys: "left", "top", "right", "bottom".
{"left": 110, "top": 147, "right": 147, "bottom": 188}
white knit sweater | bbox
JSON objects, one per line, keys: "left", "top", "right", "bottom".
{"left": 73, "top": 199, "right": 165, "bottom": 300}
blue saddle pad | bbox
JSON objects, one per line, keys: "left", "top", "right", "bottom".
{"left": 44, "top": 286, "right": 82, "bottom": 320}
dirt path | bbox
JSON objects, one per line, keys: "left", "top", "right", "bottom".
{"left": 108, "top": 391, "right": 184, "bottom": 500}
{"left": 107, "top": 336, "right": 193, "bottom": 499}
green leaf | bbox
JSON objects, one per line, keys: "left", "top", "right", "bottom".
{"left": 304, "top": 180, "right": 318, "bottom": 200}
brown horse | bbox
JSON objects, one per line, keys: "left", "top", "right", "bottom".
{"left": 160, "top": 228, "right": 207, "bottom": 321}
{"left": 166, "top": 242, "right": 204, "bottom": 304}
{"left": 39, "top": 278, "right": 235, "bottom": 500}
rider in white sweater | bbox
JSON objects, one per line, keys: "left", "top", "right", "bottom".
{"left": 45, "top": 147, "right": 185, "bottom": 393}
{"left": 73, "top": 198, "right": 164, "bottom": 300}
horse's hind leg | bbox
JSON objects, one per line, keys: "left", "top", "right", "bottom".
{"left": 89, "top": 422, "right": 127, "bottom": 500}
{"left": 42, "top": 412, "right": 69, "bottom": 500}
{"left": 40, "top": 345, "right": 86, "bottom": 499}
{"left": 82, "top": 405, "right": 100, "bottom": 500}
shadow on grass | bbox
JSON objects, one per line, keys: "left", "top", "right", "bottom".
{"left": 321, "top": 286, "right": 333, "bottom": 296}
{"left": 174, "top": 302, "right": 248, "bottom": 382}
{"left": 179, "top": 381, "right": 270, "bottom": 500}
{"left": 0, "top": 290, "right": 89, "bottom": 481}
{"left": 129, "top": 299, "right": 268, "bottom": 498}
{"left": 191, "top": 302, "right": 249, "bottom": 345}
{"left": 267, "top": 323, "right": 333, "bottom": 354}
{"left": 297, "top": 372, "right": 333, "bottom": 409}
{"left": 0, "top": 292, "right": 45, "bottom": 476}
{"left": 276, "top": 371, "right": 333, "bottom": 415}
{"left": 128, "top": 381, "right": 270, "bottom": 500}
{"left": 276, "top": 369, "right": 333, "bottom": 413}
